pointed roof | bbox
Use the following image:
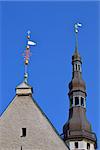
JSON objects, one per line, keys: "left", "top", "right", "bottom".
{"left": 16, "top": 81, "right": 32, "bottom": 89}
{"left": 72, "top": 23, "right": 82, "bottom": 63}
{"left": 63, "top": 23, "right": 97, "bottom": 148}
{"left": 0, "top": 83, "right": 68, "bottom": 150}
{"left": 72, "top": 47, "right": 82, "bottom": 63}
{"left": 74, "top": 47, "right": 79, "bottom": 56}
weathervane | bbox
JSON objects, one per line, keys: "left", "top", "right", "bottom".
{"left": 74, "top": 23, "right": 82, "bottom": 49}
{"left": 23, "top": 30, "right": 36, "bottom": 83}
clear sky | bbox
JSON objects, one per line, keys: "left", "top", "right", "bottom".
{"left": 0, "top": 1, "right": 100, "bottom": 149}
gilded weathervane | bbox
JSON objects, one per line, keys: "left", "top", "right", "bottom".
{"left": 23, "top": 31, "right": 36, "bottom": 83}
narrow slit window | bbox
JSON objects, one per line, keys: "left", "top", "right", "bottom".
{"left": 78, "top": 65, "right": 80, "bottom": 71}
{"left": 81, "top": 97, "right": 84, "bottom": 106}
{"left": 76, "top": 64, "right": 77, "bottom": 71}
{"left": 21, "top": 128, "right": 26, "bottom": 137}
{"left": 87, "top": 143, "right": 90, "bottom": 149}
{"left": 75, "top": 97, "right": 79, "bottom": 106}
{"left": 75, "top": 142, "right": 78, "bottom": 148}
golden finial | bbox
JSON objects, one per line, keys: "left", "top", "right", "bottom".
{"left": 23, "top": 31, "right": 37, "bottom": 83}
{"left": 27, "top": 30, "right": 31, "bottom": 39}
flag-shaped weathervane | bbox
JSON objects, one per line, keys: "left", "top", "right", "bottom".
{"left": 74, "top": 23, "right": 82, "bottom": 33}
{"left": 23, "top": 30, "right": 37, "bottom": 83}
{"left": 74, "top": 22, "right": 82, "bottom": 49}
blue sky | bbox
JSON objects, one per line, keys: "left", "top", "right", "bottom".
{"left": 0, "top": 1, "right": 100, "bottom": 149}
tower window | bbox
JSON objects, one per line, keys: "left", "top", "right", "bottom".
{"left": 75, "top": 97, "right": 79, "bottom": 105}
{"left": 75, "top": 142, "right": 78, "bottom": 148}
{"left": 21, "top": 128, "right": 26, "bottom": 137}
{"left": 87, "top": 143, "right": 90, "bottom": 149}
{"left": 81, "top": 97, "right": 84, "bottom": 106}
{"left": 76, "top": 64, "right": 77, "bottom": 70}
{"left": 78, "top": 65, "right": 80, "bottom": 71}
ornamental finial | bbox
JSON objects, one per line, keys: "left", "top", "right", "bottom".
{"left": 23, "top": 31, "right": 37, "bottom": 83}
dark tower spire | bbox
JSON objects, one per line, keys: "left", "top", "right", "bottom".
{"left": 63, "top": 23, "right": 97, "bottom": 150}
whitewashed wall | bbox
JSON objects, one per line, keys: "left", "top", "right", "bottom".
{"left": 66, "top": 140, "right": 95, "bottom": 150}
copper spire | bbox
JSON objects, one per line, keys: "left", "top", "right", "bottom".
{"left": 72, "top": 23, "right": 82, "bottom": 63}
{"left": 74, "top": 23, "right": 82, "bottom": 55}
{"left": 63, "top": 23, "right": 97, "bottom": 149}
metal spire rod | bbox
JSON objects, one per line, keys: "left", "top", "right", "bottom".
{"left": 23, "top": 30, "right": 37, "bottom": 83}
{"left": 74, "top": 23, "right": 82, "bottom": 49}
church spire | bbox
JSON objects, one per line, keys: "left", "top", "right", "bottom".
{"left": 69, "top": 22, "right": 86, "bottom": 107}
{"left": 63, "top": 23, "right": 97, "bottom": 149}
{"left": 23, "top": 31, "right": 36, "bottom": 83}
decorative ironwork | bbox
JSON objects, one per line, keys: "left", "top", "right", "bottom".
{"left": 23, "top": 31, "right": 36, "bottom": 83}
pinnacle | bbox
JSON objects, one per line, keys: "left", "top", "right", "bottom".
{"left": 16, "top": 81, "right": 32, "bottom": 89}
{"left": 74, "top": 47, "right": 80, "bottom": 57}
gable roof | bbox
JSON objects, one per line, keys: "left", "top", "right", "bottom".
{"left": 0, "top": 82, "right": 68, "bottom": 150}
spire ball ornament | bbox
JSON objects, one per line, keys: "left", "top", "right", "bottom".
{"left": 23, "top": 31, "right": 37, "bottom": 83}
